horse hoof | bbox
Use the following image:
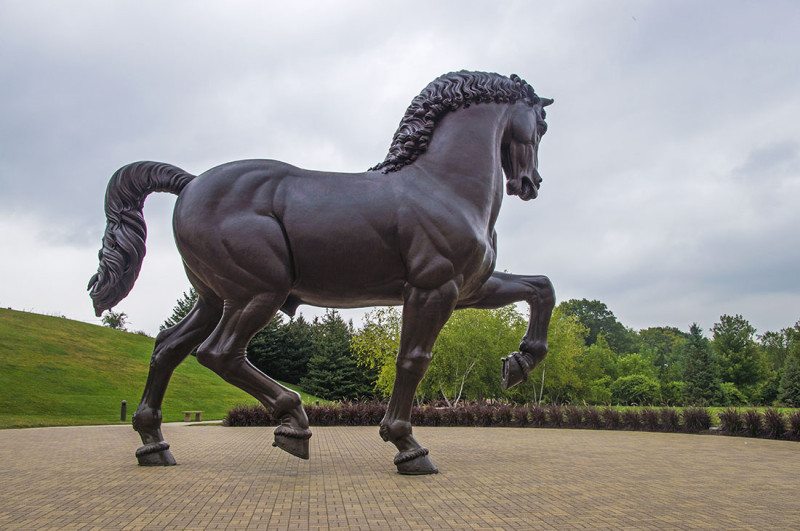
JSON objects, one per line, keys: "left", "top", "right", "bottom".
{"left": 501, "top": 351, "right": 528, "bottom": 390}
{"left": 273, "top": 426, "right": 311, "bottom": 460}
{"left": 135, "top": 441, "right": 176, "bottom": 466}
{"left": 394, "top": 447, "right": 438, "bottom": 475}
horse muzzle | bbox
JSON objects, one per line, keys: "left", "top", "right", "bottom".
{"left": 506, "top": 171, "right": 541, "bottom": 201}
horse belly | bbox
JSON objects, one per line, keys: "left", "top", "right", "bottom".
{"left": 289, "top": 229, "right": 406, "bottom": 307}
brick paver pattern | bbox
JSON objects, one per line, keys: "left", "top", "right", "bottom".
{"left": 1, "top": 424, "right": 798, "bottom": 529}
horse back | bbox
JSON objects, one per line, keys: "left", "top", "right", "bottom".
{"left": 173, "top": 160, "right": 408, "bottom": 305}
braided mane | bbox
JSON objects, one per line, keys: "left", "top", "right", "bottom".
{"left": 370, "top": 71, "right": 540, "bottom": 173}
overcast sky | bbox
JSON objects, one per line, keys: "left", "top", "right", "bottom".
{"left": 1, "top": 1, "right": 798, "bottom": 338}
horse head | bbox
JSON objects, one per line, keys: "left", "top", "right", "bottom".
{"left": 502, "top": 98, "right": 553, "bottom": 201}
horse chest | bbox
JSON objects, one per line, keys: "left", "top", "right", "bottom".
{"left": 403, "top": 226, "right": 496, "bottom": 291}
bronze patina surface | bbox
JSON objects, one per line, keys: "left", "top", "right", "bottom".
{"left": 89, "top": 71, "right": 555, "bottom": 474}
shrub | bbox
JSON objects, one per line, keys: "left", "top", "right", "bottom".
{"left": 565, "top": 406, "right": 583, "bottom": 428}
{"left": 718, "top": 382, "right": 748, "bottom": 406}
{"left": 441, "top": 407, "right": 460, "bottom": 426}
{"left": 423, "top": 406, "right": 442, "bottom": 426}
{"left": 365, "top": 402, "right": 387, "bottom": 425}
{"left": 512, "top": 406, "right": 530, "bottom": 427}
{"left": 660, "top": 381, "right": 685, "bottom": 406}
{"left": 762, "top": 408, "right": 786, "bottom": 439}
{"left": 743, "top": 409, "right": 763, "bottom": 437}
{"left": 788, "top": 411, "right": 800, "bottom": 441}
{"left": 317, "top": 404, "right": 340, "bottom": 426}
{"left": 496, "top": 404, "right": 514, "bottom": 427}
{"left": 640, "top": 407, "right": 661, "bottom": 431}
{"left": 622, "top": 409, "right": 641, "bottom": 430}
{"left": 681, "top": 407, "right": 711, "bottom": 433}
{"left": 718, "top": 408, "right": 743, "bottom": 435}
{"left": 458, "top": 406, "right": 475, "bottom": 426}
{"left": 660, "top": 408, "right": 680, "bottom": 432}
{"left": 546, "top": 405, "right": 564, "bottom": 427}
{"left": 529, "top": 405, "right": 547, "bottom": 427}
{"left": 224, "top": 404, "right": 276, "bottom": 427}
{"left": 584, "top": 406, "right": 603, "bottom": 429}
{"left": 339, "top": 403, "right": 357, "bottom": 426}
{"left": 610, "top": 374, "right": 660, "bottom": 405}
{"left": 411, "top": 406, "right": 425, "bottom": 426}
{"left": 602, "top": 408, "right": 622, "bottom": 430}
{"left": 477, "top": 403, "right": 495, "bottom": 426}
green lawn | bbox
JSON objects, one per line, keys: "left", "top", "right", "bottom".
{"left": 606, "top": 405, "right": 799, "bottom": 426}
{"left": 0, "top": 308, "right": 323, "bottom": 429}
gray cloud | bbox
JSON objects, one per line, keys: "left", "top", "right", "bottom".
{"left": 1, "top": 0, "right": 799, "bottom": 335}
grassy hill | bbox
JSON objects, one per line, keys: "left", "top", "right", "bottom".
{"left": 0, "top": 308, "right": 320, "bottom": 428}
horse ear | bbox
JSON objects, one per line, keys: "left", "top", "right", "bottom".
{"left": 540, "top": 97, "right": 554, "bottom": 107}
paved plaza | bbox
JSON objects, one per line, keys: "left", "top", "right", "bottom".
{"left": 1, "top": 423, "right": 799, "bottom": 529}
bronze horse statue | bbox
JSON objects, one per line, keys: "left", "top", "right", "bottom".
{"left": 89, "top": 71, "right": 555, "bottom": 475}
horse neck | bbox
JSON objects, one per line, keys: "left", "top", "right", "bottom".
{"left": 410, "top": 103, "right": 509, "bottom": 214}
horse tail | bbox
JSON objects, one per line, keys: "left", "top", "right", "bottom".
{"left": 88, "top": 161, "right": 196, "bottom": 317}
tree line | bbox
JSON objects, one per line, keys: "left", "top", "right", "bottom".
{"left": 153, "top": 289, "right": 800, "bottom": 406}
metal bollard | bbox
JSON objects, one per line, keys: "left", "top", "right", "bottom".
{"left": 121, "top": 400, "right": 127, "bottom": 421}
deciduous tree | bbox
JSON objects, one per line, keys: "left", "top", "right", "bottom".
{"left": 712, "top": 314, "right": 765, "bottom": 398}
{"left": 512, "top": 306, "right": 586, "bottom": 404}
{"left": 351, "top": 307, "right": 402, "bottom": 397}
{"left": 101, "top": 310, "right": 128, "bottom": 331}
{"left": 558, "top": 299, "right": 637, "bottom": 353}
{"left": 423, "top": 305, "right": 526, "bottom": 405}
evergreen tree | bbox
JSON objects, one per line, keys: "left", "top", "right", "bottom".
{"left": 247, "top": 314, "right": 288, "bottom": 379}
{"left": 280, "top": 315, "right": 316, "bottom": 384}
{"left": 247, "top": 314, "right": 315, "bottom": 384}
{"left": 300, "top": 310, "right": 377, "bottom": 400}
{"left": 778, "top": 353, "right": 800, "bottom": 406}
{"left": 160, "top": 288, "right": 198, "bottom": 330}
{"left": 682, "top": 323, "right": 722, "bottom": 405}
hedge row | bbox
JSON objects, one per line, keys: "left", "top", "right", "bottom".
{"left": 224, "top": 402, "right": 800, "bottom": 441}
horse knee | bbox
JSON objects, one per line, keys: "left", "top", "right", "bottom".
{"left": 532, "top": 276, "right": 556, "bottom": 308}
{"left": 396, "top": 348, "right": 432, "bottom": 378}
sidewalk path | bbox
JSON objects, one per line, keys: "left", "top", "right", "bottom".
{"left": 1, "top": 424, "right": 798, "bottom": 529}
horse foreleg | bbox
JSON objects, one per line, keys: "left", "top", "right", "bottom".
{"left": 380, "top": 280, "right": 459, "bottom": 475}
{"left": 195, "top": 293, "right": 311, "bottom": 459}
{"left": 133, "top": 297, "right": 220, "bottom": 465}
{"left": 457, "top": 272, "right": 555, "bottom": 390}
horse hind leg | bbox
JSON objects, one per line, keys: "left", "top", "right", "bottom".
{"left": 133, "top": 296, "right": 221, "bottom": 465}
{"left": 195, "top": 293, "right": 311, "bottom": 459}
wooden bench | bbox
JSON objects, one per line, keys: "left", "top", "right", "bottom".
{"left": 182, "top": 410, "right": 204, "bottom": 422}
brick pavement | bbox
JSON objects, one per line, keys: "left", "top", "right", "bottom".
{"left": 1, "top": 423, "right": 798, "bottom": 529}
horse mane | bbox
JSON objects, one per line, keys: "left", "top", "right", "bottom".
{"left": 370, "top": 71, "right": 541, "bottom": 173}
